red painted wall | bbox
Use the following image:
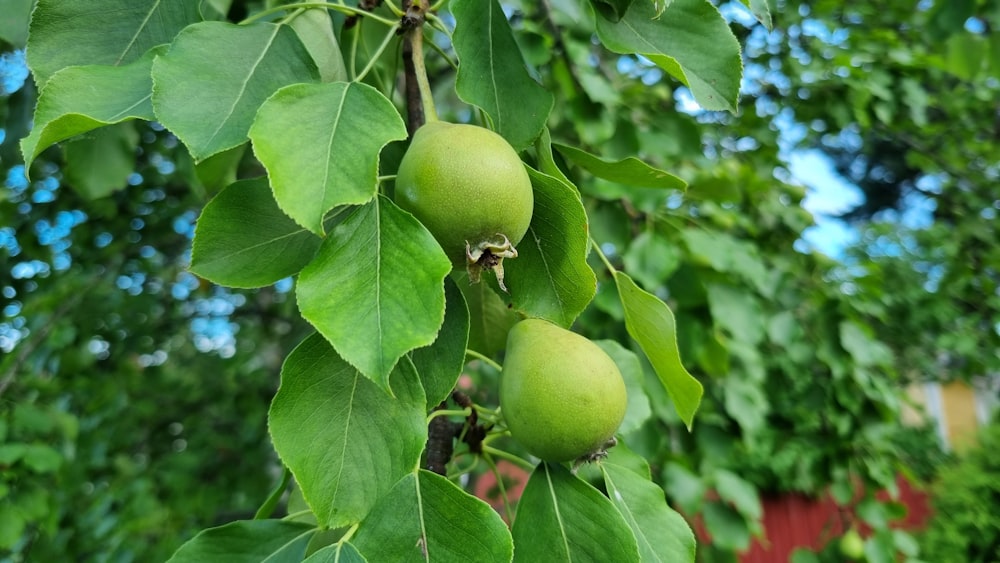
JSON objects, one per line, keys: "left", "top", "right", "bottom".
{"left": 738, "top": 476, "right": 931, "bottom": 562}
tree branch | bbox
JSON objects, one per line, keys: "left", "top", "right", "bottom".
{"left": 401, "top": 0, "right": 433, "bottom": 135}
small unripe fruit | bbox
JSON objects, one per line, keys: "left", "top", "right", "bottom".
{"left": 395, "top": 121, "right": 533, "bottom": 289}
{"left": 500, "top": 319, "right": 627, "bottom": 462}
{"left": 839, "top": 528, "right": 865, "bottom": 560}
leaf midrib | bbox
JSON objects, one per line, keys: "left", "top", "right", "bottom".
{"left": 203, "top": 24, "right": 282, "bottom": 151}
{"left": 115, "top": 0, "right": 163, "bottom": 66}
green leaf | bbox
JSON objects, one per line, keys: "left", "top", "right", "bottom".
{"left": 681, "top": 229, "right": 769, "bottom": 295}
{"left": 512, "top": 462, "right": 640, "bottom": 563}
{"left": 451, "top": 0, "right": 554, "bottom": 150}
{"left": 290, "top": 8, "right": 347, "bottom": 83}
{"left": 856, "top": 497, "right": 889, "bottom": 529}
{"left": 701, "top": 502, "right": 750, "bottom": 551}
{"left": 296, "top": 197, "right": 452, "bottom": 390}
{"left": 62, "top": 122, "right": 139, "bottom": 199}
{"left": 0, "top": 444, "right": 26, "bottom": 465}
{"left": 839, "top": 321, "right": 893, "bottom": 367}
{"left": 303, "top": 542, "right": 367, "bottom": 563}
{"left": 249, "top": 82, "right": 406, "bottom": 234}
{"left": 20, "top": 47, "right": 159, "bottom": 169}
{"left": 504, "top": 167, "right": 597, "bottom": 327}
{"left": 790, "top": 549, "right": 821, "bottom": 563}
{"left": 714, "top": 469, "right": 762, "bottom": 521}
{"left": 458, "top": 276, "right": 518, "bottom": 358}
{"left": 554, "top": 143, "right": 686, "bottom": 190}
{"left": 738, "top": 0, "right": 772, "bottom": 30}
{"left": 0, "top": 506, "right": 26, "bottom": 550}
{"left": 353, "top": 470, "right": 513, "bottom": 562}
{"left": 706, "top": 283, "right": 764, "bottom": 346}
{"left": 594, "top": 0, "right": 742, "bottom": 113}
{"left": 615, "top": 272, "right": 702, "bottom": 429}
{"left": 152, "top": 21, "right": 319, "bottom": 161}
{"left": 594, "top": 340, "right": 652, "bottom": 435}
{"left": 623, "top": 231, "right": 681, "bottom": 290}
{"left": 723, "top": 377, "right": 767, "bottom": 435}
{"left": 409, "top": 277, "right": 470, "bottom": 407}
{"left": 254, "top": 466, "right": 291, "bottom": 520}
{"left": 591, "top": 0, "right": 635, "bottom": 22}
{"left": 662, "top": 462, "right": 705, "bottom": 516}
{"left": 268, "top": 334, "right": 427, "bottom": 528}
{"left": 0, "top": 0, "right": 32, "bottom": 47}
{"left": 601, "top": 450, "right": 696, "bottom": 563}
{"left": 535, "top": 128, "right": 574, "bottom": 188}
{"left": 194, "top": 145, "right": 247, "bottom": 194}
{"left": 166, "top": 520, "right": 316, "bottom": 563}
{"left": 200, "top": 0, "right": 233, "bottom": 20}
{"left": 190, "top": 178, "right": 322, "bottom": 288}
{"left": 21, "top": 444, "right": 62, "bottom": 473}
{"left": 26, "top": 0, "right": 201, "bottom": 86}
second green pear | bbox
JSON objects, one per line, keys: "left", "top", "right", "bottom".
{"left": 500, "top": 319, "right": 627, "bottom": 462}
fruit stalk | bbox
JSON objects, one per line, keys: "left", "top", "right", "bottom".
{"left": 401, "top": 0, "right": 437, "bottom": 134}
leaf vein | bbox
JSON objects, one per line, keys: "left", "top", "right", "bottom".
{"left": 116, "top": 0, "right": 162, "bottom": 66}
{"left": 203, "top": 24, "right": 281, "bottom": 151}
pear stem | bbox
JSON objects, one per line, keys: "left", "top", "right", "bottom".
{"left": 466, "top": 349, "right": 502, "bottom": 372}
{"left": 401, "top": 1, "right": 437, "bottom": 134}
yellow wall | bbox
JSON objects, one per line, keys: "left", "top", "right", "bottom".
{"left": 940, "top": 381, "right": 980, "bottom": 452}
{"left": 902, "top": 380, "right": 987, "bottom": 452}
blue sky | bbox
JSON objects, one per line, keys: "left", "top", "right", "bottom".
{"left": 789, "top": 150, "right": 863, "bottom": 257}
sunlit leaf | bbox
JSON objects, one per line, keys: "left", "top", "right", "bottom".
{"left": 601, "top": 445, "right": 696, "bottom": 563}
{"left": 296, "top": 197, "right": 452, "bottom": 391}
{"left": 452, "top": 0, "right": 554, "bottom": 150}
{"left": 353, "top": 470, "right": 513, "bottom": 562}
{"left": 27, "top": 0, "right": 200, "bottom": 86}
{"left": 268, "top": 334, "right": 427, "bottom": 528}
{"left": 554, "top": 143, "right": 686, "bottom": 190}
{"left": 0, "top": 0, "right": 32, "bottom": 47}
{"left": 190, "top": 178, "right": 321, "bottom": 288}
{"left": 615, "top": 272, "right": 702, "bottom": 429}
{"left": 21, "top": 48, "right": 160, "bottom": 169}
{"left": 594, "top": 0, "right": 742, "bottom": 113}
{"left": 303, "top": 542, "right": 367, "bottom": 563}
{"left": 738, "top": 0, "right": 772, "bottom": 29}
{"left": 503, "top": 167, "right": 597, "bottom": 327}
{"left": 249, "top": 82, "right": 406, "bottom": 234}
{"left": 512, "top": 462, "right": 640, "bottom": 562}
{"left": 152, "top": 21, "right": 319, "bottom": 161}
{"left": 290, "top": 8, "right": 348, "bottom": 83}
{"left": 166, "top": 520, "right": 316, "bottom": 563}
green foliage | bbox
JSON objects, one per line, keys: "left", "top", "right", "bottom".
{"left": 918, "top": 419, "right": 1000, "bottom": 563}
{"left": 351, "top": 471, "right": 513, "bottom": 561}
{"left": 269, "top": 334, "right": 427, "bottom": 528}
{"left": 250, "top": 81, "right": 407, "bottom": 234}
{"left": 3, "top": 0, "right": 987, "bottom": 561}
{"left": 511, "top": 462, "right": 641, "bottom": 562}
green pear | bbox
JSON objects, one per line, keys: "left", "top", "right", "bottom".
{"left": 395, "top": 121, "right": 533, "bottom": 289}
{"left": 500, "top": 319, "right": 627, "bottom": 462}
{"left": 839, "top": 528, "right": 865, "bottom": 560}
